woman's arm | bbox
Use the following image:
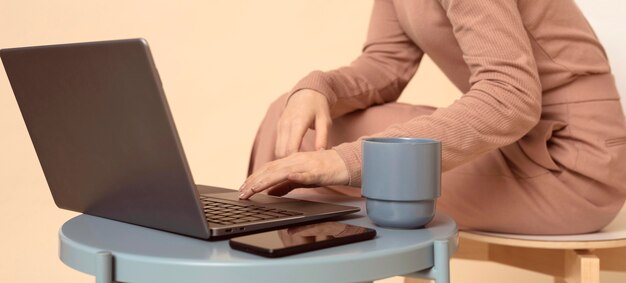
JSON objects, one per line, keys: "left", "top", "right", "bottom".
{"left": 290, "top": 0, "right": 424, "bottom": 118}
{"left": 335, "top": 0, "right": 542, "bottom": 186}
{"left": 239, "top": 0, "right": 543, "bottom": 198}
{"left": 273, "top": 0, "right": 424, "bottom": 158}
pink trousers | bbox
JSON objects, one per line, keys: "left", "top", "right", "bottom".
{"left": 248, "top": 93, "right": 626, "bottom": 235}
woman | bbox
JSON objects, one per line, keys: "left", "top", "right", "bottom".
{"left": 239, "top": 0, "right": 626, "bottom": 234}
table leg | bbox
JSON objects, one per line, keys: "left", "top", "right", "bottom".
{"left": 95, "top": 251, "right": 113, "bottom": 283}
{"left": 403, "top": 239, "right": 451, "bottom": 283}
{"left": 433, "top": 239, "right": 450, "bottom": 283}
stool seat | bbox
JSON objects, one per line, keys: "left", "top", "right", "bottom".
{"left": 453, "top": 211, "right": 626, "bottom": 283}
{"left": 460, "top": 211, "right": 626, "bottom": 249}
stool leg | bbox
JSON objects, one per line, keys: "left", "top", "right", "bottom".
{"left": 95, "top": 251, "right": 113, "bottom": 283}
{"left": 560, "top": 250, "right": 599, "bottom": 283}
{"left": 594, "top": 247, "right": 626, "bottom": 272}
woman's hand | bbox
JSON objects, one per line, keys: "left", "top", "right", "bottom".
{"left": 238, "top": 150, "right": 349, "bottom": 199}
{"left": 275, "top": 89, "right": 332, "bottom": 158}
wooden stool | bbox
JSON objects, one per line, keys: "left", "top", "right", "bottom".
{"left": 406, "top": 210, "right": 626, "bottom": 283}
{"left": 452, "top": 209, "right": 626, "bottom": 283}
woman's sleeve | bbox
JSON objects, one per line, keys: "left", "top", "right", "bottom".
{"left": 289, "top": 0, "right": 424, "bottom": 118}
{"left": 334, "top": 0, "right": 543, "bottom": 186}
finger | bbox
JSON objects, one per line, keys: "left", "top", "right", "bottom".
{"left": 314, "top": 117, "right": 330, "bottom": 150}
{"left": 268, "top": 179, "right": 320, "bottom": 196}
{"left": 285, "top": 122, "right": 308, "bottom": 156}
{"left": 287, "top": 172, "right": 316, "bottom": 185}
{"left": 240, "top": 167, "right": 293, "bottom": 199}
{"left": 266, "top": 180, "right": 299, "bottom": 196}
{"left": 239, "top": 161, "right": 275, "bottom": 194}
{"left": 241, "top": 153, "right": 303, "bottom": 193}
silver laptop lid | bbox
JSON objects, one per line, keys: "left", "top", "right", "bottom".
{"left": 1, "top": 39, "right": 210, "bottom": 238}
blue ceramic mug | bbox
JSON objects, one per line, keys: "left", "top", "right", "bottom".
{"left": 362, "top": 138, "right": 441, "bottom": 229}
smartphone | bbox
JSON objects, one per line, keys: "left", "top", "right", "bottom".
{"left": 229, "top": 221, "right": 376, "bottom": 258}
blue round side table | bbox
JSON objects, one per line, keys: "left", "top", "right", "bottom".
{"left": 59, "top": 194, "right": 458, "bottom": 283}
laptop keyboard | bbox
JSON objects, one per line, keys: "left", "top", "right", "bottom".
{"left": 199, "top": 196, "right": 303, "bottom": 225}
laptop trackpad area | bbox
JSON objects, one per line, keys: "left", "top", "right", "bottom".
{"left": 205, "top": 192, "right": 295, "bottom": 204}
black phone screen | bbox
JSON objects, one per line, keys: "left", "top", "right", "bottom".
{"left": 229, "top": 222, "right": 376, "bottom": 257}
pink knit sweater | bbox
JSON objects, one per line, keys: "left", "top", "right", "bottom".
{"left": 288, "top": 0, "right": 610, "bottom": 186}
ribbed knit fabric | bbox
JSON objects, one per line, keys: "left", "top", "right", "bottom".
{"left": 289, "top": 0, "right": 610, "bottom": 186}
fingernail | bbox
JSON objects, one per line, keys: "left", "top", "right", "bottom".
{"left": 239, "top": 192, "right": 246, "bottom": 199}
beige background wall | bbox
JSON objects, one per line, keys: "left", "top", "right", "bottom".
{"left": 575, "top": 0, "right": 626, "bottom": 111}
{"left": 0, "top": 1, "right": 623, "bottom": 282}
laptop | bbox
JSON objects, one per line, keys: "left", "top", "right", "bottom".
{"left": 1, "top": 38, "right": 359, "bottom": 240}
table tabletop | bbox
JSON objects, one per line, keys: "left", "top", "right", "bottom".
{"left": 59, "top": 193, "right": 457, "bottom": 283}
